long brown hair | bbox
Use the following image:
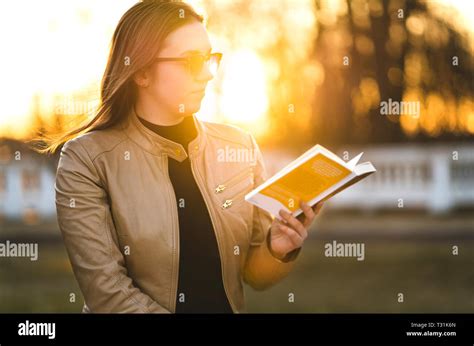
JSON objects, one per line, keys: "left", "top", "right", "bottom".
{"left": 36, "top": 0, "right": 204, "bottom": 154}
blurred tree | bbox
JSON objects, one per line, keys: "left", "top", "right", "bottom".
{"left": 312, "top": 0, "right": 473, "bottom": 147}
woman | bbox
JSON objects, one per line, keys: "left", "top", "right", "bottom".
{"left": 47, "top": 0, "right": 323, "bottom": 313}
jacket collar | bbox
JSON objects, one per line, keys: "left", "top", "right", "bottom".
{"left": 121, "top": 106, "right": 206, "bottom": 162}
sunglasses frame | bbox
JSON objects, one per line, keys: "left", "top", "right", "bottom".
{"left": 153, "top": 52, "right": 223, "bottom": 76}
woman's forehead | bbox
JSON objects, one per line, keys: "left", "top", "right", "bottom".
{"left": 160, "top": 21, "right": 212, "bottom": 56}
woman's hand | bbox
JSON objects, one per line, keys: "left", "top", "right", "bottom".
{"left": 268, "top": 201, "right": 324, "bottom": 260}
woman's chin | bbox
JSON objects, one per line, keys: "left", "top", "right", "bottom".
{"left": 185, "top": 99, "right": 204, "bottom": 114}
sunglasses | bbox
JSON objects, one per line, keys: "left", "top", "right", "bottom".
{"left": 153, "top": 52, "right": 223, "bottom": 77}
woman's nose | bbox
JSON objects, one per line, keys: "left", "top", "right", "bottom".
{"left": 195, "top": 63, "right": 215, "bottom": 82}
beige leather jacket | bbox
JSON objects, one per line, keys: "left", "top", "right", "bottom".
{"left": 55, "top": 108, "right": 300, "bottom": 313}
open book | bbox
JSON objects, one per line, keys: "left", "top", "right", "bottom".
{"left": 245, "top": 144, "right": 376, "bottom": 218}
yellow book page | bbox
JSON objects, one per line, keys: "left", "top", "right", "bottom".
{"left": 260, "top": 154, "right": 351, "bottom": 212}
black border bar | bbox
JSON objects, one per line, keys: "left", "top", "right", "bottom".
{"left": 0, "top": 313, "right": 472, "bottom": 345}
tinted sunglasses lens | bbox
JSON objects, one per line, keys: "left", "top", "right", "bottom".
{"left": 189, "top": 55, "right": 205, "bottom": 75}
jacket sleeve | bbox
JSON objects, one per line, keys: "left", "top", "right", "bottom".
{"left": 55, "top": 138, "right": 170, "bottom": 313}
{"left": 242, "top": 134, "right": 301, "bottom": 291}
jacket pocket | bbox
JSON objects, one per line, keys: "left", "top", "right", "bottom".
{"left": 220, "top": 189, "right": 249, "bottom": 210}
{"left": 215, "top": 167, "right": 255, "bottom": 247}
{"left": 214, "top": 166, "right": 254, "bottom": 210}
{"left": 214, "top": 166, "right": 253, "bottom": 195}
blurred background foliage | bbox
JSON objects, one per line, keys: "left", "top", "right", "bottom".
{"left": 199, "top": 0, "right": 473, "bottom": 149}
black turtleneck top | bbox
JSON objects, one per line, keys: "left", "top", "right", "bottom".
{"left": 138, "top": 115, "right": 233, "bottom": 313}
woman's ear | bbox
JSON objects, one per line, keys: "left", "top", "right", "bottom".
{"left": 133, "top": 68, "right": 150, "bottom": 88}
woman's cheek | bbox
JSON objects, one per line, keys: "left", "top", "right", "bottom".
{"left": 155, "top": 68, "right": 188, "bottom": 109}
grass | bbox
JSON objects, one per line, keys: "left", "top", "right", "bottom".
{"left": 244, "top": 238, "right": 474, "bottom": 313}
{"left": 0, "top": 241, "right": 81, "bottom": 312}
{"left": 0, "top": 237, "right": 473, "bottom": 313}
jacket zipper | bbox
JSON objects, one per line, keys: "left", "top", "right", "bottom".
{"left": 221, "top": 189, "right": 249, "bottom": 210}
{"left": 189, "top": 155, "right": 238, "bottom": 313}
{"left": 214, "top": 167, "right": 253, "bottom": 194}
{"left": 162, "top": 154, "right": 180, "bottom": 312}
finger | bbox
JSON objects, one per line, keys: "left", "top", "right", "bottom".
{"left": 279, "top": 209, "right": 308, "bottom": 239}
{"left": 300, "top": 201, "right": 315, "bottom": 228}
{"left": 274, "top": 217, "right": 286, "bottom": 227}
{"left": 280, "top": 224, "right": 303, "bottom": 248}
{"left": 313, "top": 201, "right": 324, "bottom": 214}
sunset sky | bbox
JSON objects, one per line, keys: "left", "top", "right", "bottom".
{"left": 0, "top": 0, "right": 472, "bottom": 140}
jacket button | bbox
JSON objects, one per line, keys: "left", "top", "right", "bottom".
{"left": 175, "top": 148, "right": 181, "bottom": 155}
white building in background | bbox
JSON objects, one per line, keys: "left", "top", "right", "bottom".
{"left": 0, "top": 139, "right": 57, "bottom": 223}
{"left": 263, "top": 143, "right": 474, "bottom": 214}
{"left": 0, "top": 139, "right": 473, "bottom": 223}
